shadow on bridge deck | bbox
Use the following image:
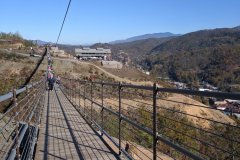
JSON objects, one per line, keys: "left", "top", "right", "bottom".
{"left": 35, "top": 88, "right": 119, "bottom": 160}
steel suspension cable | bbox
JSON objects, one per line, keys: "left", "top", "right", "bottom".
{"left": 55, "top": 0, "right": 72, "bottom": 46}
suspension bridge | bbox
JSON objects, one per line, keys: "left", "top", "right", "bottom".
{"left": 0, "top": 48, "right": 239, "bottom": 160}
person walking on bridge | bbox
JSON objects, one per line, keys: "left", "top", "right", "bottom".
{"left": 48, "top": 73, "right": 54, "bottom": 91}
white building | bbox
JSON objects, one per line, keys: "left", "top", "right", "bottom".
{"left": 75, "top": 48, "right": 111, "bottom": 60}
{"left": 101, "top": 60, "right": 123, "bottom": 69}
{"left": 50, "top": 46, "right": 66, "bottom": 57}
{"left": 199, "top": 88, "right": 212, "bottom": 92}
{"left": 145, "top": 71, "right": 150, "bottom": 75}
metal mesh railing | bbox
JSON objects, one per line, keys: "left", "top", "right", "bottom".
{"left": 0, "top": 79, "right": 45, "bottom": 159}
{"left": 60, "top": 77, "right": 240, "bottom": 160}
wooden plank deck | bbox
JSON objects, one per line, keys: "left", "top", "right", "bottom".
{"left": 35, "top": 89, "right": 119, "bottom": 160}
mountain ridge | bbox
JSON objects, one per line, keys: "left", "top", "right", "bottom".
{"left": 110, "top": 32, "right": 181, "bottom": 44}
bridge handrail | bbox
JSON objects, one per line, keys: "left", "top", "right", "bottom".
{"left": 60, "top": 77, "right": 240, "bottom": 160}
{"left": 61, "top": 84, "right": 210, "bottom": 160}
{"left": 0, "top": 80, "right": 42, "bottom": 103}
{"left": 64, "top": 78, "right": 240, "bottom": 100}
{"left": 3, "top": 82, "right": 45, "bottom": 160}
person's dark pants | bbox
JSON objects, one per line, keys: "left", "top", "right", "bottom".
{"left": 48, "top": 82, "right": 53, "bottom": 90}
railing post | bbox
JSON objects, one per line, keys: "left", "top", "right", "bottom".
{"left": 73, "top": 80, "right": 75, "bottom": 104}
{"left": 79, "top": 81, "right": 81, "bottom": 109}
{"left": 66, "top": 81, "right": 71, "bottom": 101}
{"left": 70, "top": 79, "right": 72, "bottom": 101}
{"left": 118, "top": 82, "right": 122, "bottom": 155}
{"left": 69, "top": 79, "right": 72, "bottom": 101}
{"left": 26, "top": 85, "right": 29, "bottom": 99}
{"left": 66, "top": 83, "right": 68, "bottom": 97}
{"left": 26, "top": 85, "right": 30, "bottom": 121}
{"left": 71, "top": 79, "right": 73, "bottom": 102}
{"left": 153, "top": 83, "right": 157, "bottom": 160}
{"left": 91, "top": 81, "right": 93, "bottom": 123}
{"left": 68, "top": 79, "right": 70, "bottom": 99}
{"left": 101, "top": 82, "right": 104, "bottom": 136}
{"left": 68, "top": 80, "right": 70, "bottom": 99}
{"left": 13, "top": 88, "right": 20, "bottom": 160}
{"left": 84, "top": 82, "right": 86, "bottom": 117}
{"left": 33, "top": 83, "right": 37, "bottom": 99}
{"left": 75, "top": 80, "right": 77, "bottom": 104}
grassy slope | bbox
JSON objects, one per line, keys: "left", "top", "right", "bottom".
{"left": 0, "top": 50, "right": 46, "bottom": 94}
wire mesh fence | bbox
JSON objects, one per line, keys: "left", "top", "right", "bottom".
{"left": 61, "top": 77, "right": 240, "bottom": 160}
{"left": 0, "top": 80, "right": 45, "bottom": 159}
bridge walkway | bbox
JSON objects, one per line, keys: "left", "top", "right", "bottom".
{"left": 35, "top": 88, "right": 119, "bottom": 160}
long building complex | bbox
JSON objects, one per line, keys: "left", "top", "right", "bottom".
{"left": 75, "top": 47, "right": 111, "bottom": 60}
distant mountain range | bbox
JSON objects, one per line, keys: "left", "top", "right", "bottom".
{"left": 34, "top": 40, "right": 53, "bottom": 46}
{"left": 109, "top": 32, "right": 181, "bottom": 44}
{"left": 35, "top": 32, "right": 180, "bottom": 46}
{"left": 234, "top": 25, "right": 240, "bottom": 30}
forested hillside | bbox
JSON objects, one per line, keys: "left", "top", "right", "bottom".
{"left": 0, "top": 32, "right": 36, "bottom": 47}
{"left": 141, "top": 28, "right": 240, "bottom": 91}
{"left": 90, "top": 37, "right": 176, "bottom": 62}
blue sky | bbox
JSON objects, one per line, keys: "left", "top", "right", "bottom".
{"left": 0, "top": 0, "right": 240, "bottom": 44}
